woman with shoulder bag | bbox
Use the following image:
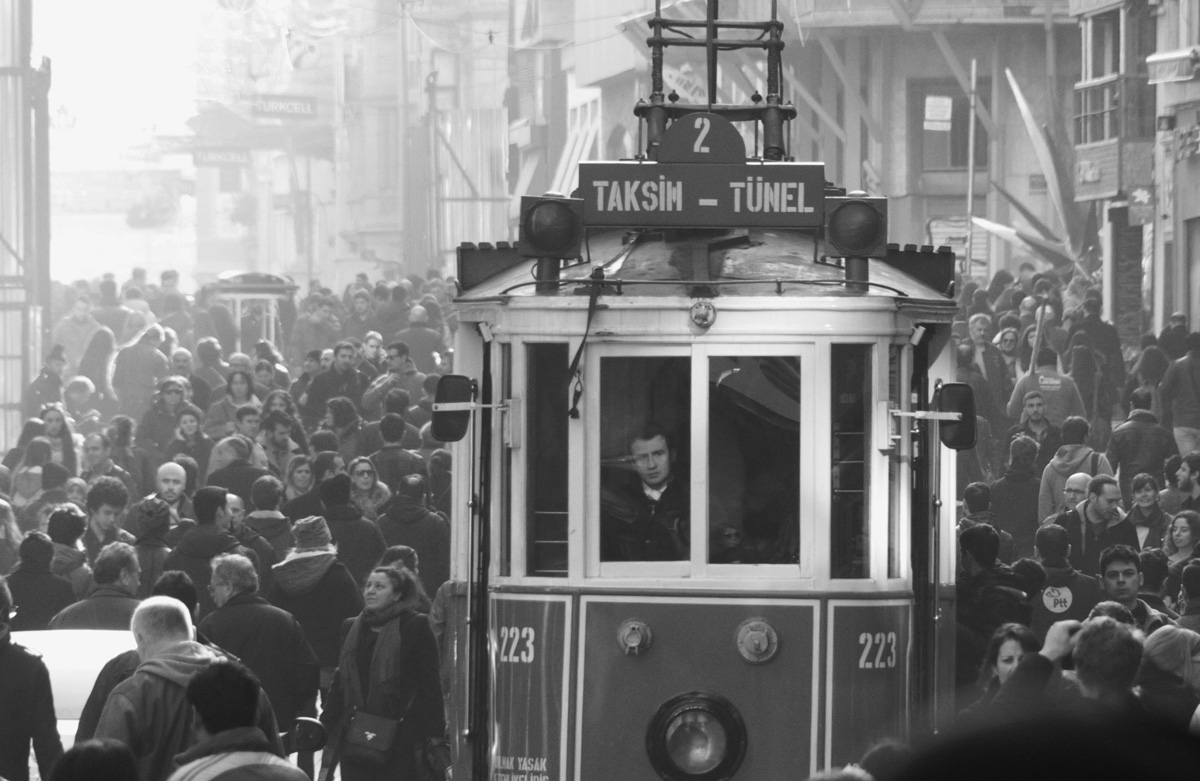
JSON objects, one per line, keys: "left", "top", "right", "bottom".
{"left": 321, "top": 565, "right": 446, "bottom": 781}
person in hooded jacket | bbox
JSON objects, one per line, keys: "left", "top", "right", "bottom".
{"left": 318, "top": 473, "right": 386, "bottom": 588}
{"left": 1038, "top": 416, "right": 1114, "bottom": 523}
{"left": 376, "top": 474, "right": 449, "bottom": 597}
{"left": 130, "top": 497, "right": 172, "bottom": 598}
{"left": 93, "top": 596, "right": 284, "bottom": 781}
{"left": 267, "top": 516, "right": 363, "bottom": 690}
{"left": 1029, "top": 523, "right": 1102, "bottom": 640}
{"left": 47, "top": 506, "right": 94, "bottom": 599}
{"left": 163, "top": 487, "right": 254, "bottom": 619}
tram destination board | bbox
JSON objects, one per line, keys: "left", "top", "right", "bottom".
{"left": 578, "top": 160, "right": 825, "bottom": 230}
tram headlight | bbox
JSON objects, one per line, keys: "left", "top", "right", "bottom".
{"left": 823, "top": 194, "right": 888, "bottom": 259}
{"left": 646, "top": 692, "right": 746, "bottom": 781}
{"left": 518, "top": 194, "right": 584, "bottom": 259}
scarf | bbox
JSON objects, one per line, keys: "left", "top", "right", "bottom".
{"left": 1129, "top": 504, "right": 1162, "bottom": 528}
{"left": 338, "top": 603, "right": 415, "bottom": 712}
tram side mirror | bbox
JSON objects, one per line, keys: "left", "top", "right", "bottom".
{"left": 934, "top": 382, "right": 976, "bottom": 451}
{"left": 432, "top": 374, "right": 475, "bottom": 443}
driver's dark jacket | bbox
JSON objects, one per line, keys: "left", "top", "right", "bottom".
{"left": 600, "top": 475, "right": 688, "bottom": 561}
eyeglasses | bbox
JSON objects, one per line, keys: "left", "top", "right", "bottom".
{"left": 353, "top": 469, "right": 375, "bottom": 477}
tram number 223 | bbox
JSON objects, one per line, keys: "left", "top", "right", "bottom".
{"left": 857, "top": 631, "right": 898, "bottom": 670}
{"left": 498, "top": 626, "right": 536, "bottom": 664}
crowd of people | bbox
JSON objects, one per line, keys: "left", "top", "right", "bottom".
{"left": 0, "top": 266, "right": 458, "bottom": 781}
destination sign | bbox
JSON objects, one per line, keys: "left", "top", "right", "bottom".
{"left": 578, "top": 160, "right": 825, "bottom": 229}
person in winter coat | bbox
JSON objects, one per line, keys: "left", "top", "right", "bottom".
{"left": 198, "top": 554, "right": 318, "bottom": 736}
{"left": 4, "top": 531, "right": 76, "bottom": 631}
{"left": 280, "top": 451, "right": 345, "bottom": 522}
{"left": 164, "top": 406, "right": 214, "bottom": 477}
{"left": 137, "top": 378, "right": 193, "bottom": 467}
{"left": 112, "top": 325, "right": 171, "bottom": 422}
{"left": 47, "top": 507, "right": 94, "bottom": 599}
{"left": 321, "top": 565, "right": 444, "bottom": 781}
{"left": 244, "top": 475, "right": 294, "bottom": 561}
{"left": 205, "top": 437, "right": 271, "bottom": 508}
{"left": 1127, "top": 473, "right": 1172, "bottom": 551}
{"left": 348, "top": 456, "right": 391, "bottom": 521}
{"left": 318, "top": 474, "right": 386, "bottom": 588}
{"left": 204, "top": 371, "right": 262, "bottom": 442}
{"left": 1038, "top": 416, "right": 1114, "bottom": 523}
{"left": 1049, "top": 475, "right": 1140, "bottom": 576}
{"left": 93, "top": 597, "right": 284, "bottom": 781}
{"left": 376, "top": 474, "right": 450, "bottom": 597}
{"left": 1007, "top": 348, "right": 1087, "bottom": 428}
{"left": 268, "top": 516, "right": 363, "bottom": 689}
{"left": 1028, "top": 523, "right": 1102, "bottom": 640}
{"left": 167, "top": 662, "right": 309, "bottom": 781}
{"left": 0, "top": 576, "right": 63, "bottom": 781}
{"left": 163, "top": 487, "right": 255, "bottom": 619}
{"left": 47, "top": 541, "right": 141, "bottom": 630}
{"left": 989, "top": 436, "right": 1043, "bottom": 560}
{"left": 302, "top": 342, "right": 371, "bottom": 424}
{"left": 22, "top": 345, "right": 66, "bottom": 422}
{"left": 130, "top": 497, "right": 172, "bottom": 598}
{"left": 1107, "top": 388, "right": 1178, "bottom": 508}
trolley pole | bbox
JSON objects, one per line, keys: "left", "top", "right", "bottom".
{"left": 964, "top": 59, "right": 977, "bottom": 278}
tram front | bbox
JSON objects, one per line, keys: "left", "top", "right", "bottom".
{"left": 434, "top": 114, "right": 972, "bottom": 781}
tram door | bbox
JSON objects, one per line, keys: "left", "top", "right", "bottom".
{"left": 909, "top": 331, "right": 962, "bottom": 736}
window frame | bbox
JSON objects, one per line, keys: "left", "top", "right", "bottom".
{"left": 907, "top": 78, "right": 991, "bottom": 174}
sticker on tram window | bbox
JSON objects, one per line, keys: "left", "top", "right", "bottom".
{"left": 498, "top": 626, "right": 536, "bottom": 663}
{"left": 856, "top": 631, "right": 898, "bottom": 669}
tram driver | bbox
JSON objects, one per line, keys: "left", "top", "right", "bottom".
{"left": 600, "top": 424, "right": 689, "bottom": 561}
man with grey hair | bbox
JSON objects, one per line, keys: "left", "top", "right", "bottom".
{"left": 47, "top": 541, "right": 141, "bottom": 630}
{"left": 393, "top": 304, "right": 445, "bottom": 374}
{"left": 968, "top": 312, "right": 1014, "bottom": 415}
{"left": 95, "top": 595, "right": 285, "bottom": 781}
{"left": 199, "top": 554, "right": 318, "bottom": 759}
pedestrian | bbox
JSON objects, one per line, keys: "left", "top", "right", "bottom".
{"left": 163, "top": 486, "right": 254, "bottom": 618}
{"left": 1038, "top": 416, "right": 1113, "bottom": 523}
{"left": 320, "top": 566, "right": 445, "bottom": 781}
{"left": 280, "top": 451, "right": 344, "bottom": 522}
{"left": 0, "top": 575, "right": 63, "bottom": 781}
{"left": 348, "top": 455, "right": 391, "bottom": 521}
{"left": 283, "top": 455, "right": 314, "bottom": 503}
{"left": 112, "top": 324, "right": 171, "bottom": 421}
{"left": 164, "top": 406, "right": 214, "bottom": 477}
{"left": 48, "top": 506, "right": 94, "bottom": 598}
{"left": 23, "top": 345, "right": 67, "bottom": 421}
{"left": 47, "top": 541, "right": 141, "bottom": 630}
{"left": 5, "top": 531, "right": 76, "bottom": 631}
{"left": 318, "top": 473, "right": 386, "bottom": 587}
{"left": 1128, "top": 473, "right": 1172, "bottom": 551}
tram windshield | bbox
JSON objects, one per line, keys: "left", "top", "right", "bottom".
{"left": 598, "top": 354, "right": 800, "bottom": 566}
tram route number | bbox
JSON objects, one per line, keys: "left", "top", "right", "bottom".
{"left": 497, "top": 626, "right": 536, "bottom": 664}
{"left": 857, "top": 631, "right": 898, "bottom": 669}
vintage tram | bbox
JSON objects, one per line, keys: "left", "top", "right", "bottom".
{"left": 433, "top": 4, "right": 974, "bottom": 779}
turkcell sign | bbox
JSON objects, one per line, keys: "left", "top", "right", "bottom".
{"left": 578, "top": 161, "right": 825, "bottom": 229}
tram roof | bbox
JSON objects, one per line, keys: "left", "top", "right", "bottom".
{"left": 456, "top": 228, "right": 958, "bottom": 319}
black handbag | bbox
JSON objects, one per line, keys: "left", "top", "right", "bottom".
{"left": 342, "top": 710, "right": 401, "bottom": 769}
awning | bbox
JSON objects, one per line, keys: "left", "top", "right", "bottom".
{"left": 1148, "top": 48, "right": 1200, "bottom": 85}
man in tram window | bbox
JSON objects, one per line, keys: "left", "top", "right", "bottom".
{"left": 600, "top": 424, "right": 689, "bottom": 561}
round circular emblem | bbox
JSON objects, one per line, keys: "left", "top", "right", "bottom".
{"left": 1043, "top": 586, "right": 1074, "bottom": 614}
{"left": 689, "top": 299, "right": 717, "bottom": 329}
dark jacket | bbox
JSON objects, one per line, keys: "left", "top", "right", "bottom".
{"left": 268, "top": 552, "right": 363, "bottom": 668}
{"left": 232, "top": 522, "right": 278, "bottom": 594}
{"left": 47, "top": 585, "right": 140, "bottom": 630}
{"left": 81, "top": 522, "right": 137, "bottom": 567}
{"left": 245, "top": 510, "right": 294, "bottom": 561}
{"left": 1128, "top": 504, "right": 1172, "bottom": 551}
{"left": 359, "top": 419, "right": 424, "bottom": 457}
{"left": 164, "top": 435, "right": 215, "bottom": 478}
{"left": 988, "top": 464, "right": 1042, "bottom": 559}
{"left": 960, "top": 511, "right": 1015, "bottom": 564}
{"left": 370, "top": 443, "right": 428, "bottom": 491}
{"left": 22, "top": 370, "right": 62, "bottom": 421}
{"left": 1053, "top": 502, "right": 1141, "bottom": 576}
{"left": 1005, "top": 420, "right": 1062, "bottom": 475}
{"left": 198, "top": 592, "right": 319, "bottom": 727}
{"left": 93, "top": 639, "right": 283, "bottom": 781}
{"left": 207, "top": 459, "right": 272, "bottom": 507}
{"left": 377, "top": 496, "right": 451, "bottom": 595}
{"left": 1106, "top": 409, "right": 1179, "bottom": 503}
{"left": 600, "top": 475, "right": 689, "bottom": 561}
{"left": 323, "top": 503, "right": 387, "bottom": 588}
{"left": 138, "top": 401, "right": 189, "bottom": 465}
{"left": 0, "top": 623, "right": 63, "bottom": 781}
{"left": 322, "top": 610, "right": 445, "bottom": 780}
{"left": 1029, "top": 562, "right": 1103, "bottom": 640}
{"left": 303, "top": 366, "right": 372, "bottom": 419}
{"left": 1160, "top": 351, "right": 1200, "bottom": 430}
{"left": 163, "top": 524, "right": 250, "bottom": 618}
{"left": 169, "top": 727, "right": 309, "bottom": 781}
{"left": 281, "top": 489, "right": 323, "bottom": 523}
{"left": 51, "top": 542, "right": 94, "bottom": 598}
{"left": 5, "top": 566, "right": 76, "bottom": 631}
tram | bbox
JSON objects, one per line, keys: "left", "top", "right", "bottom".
{"left": 433, "top": 4, "right": 975, "bottom": 779}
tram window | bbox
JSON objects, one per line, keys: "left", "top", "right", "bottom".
{"left": 707, "top": 356, "right": 801, "bottom": 564}
{"left": 500, "top": 343, "right": 512, "bottom": 577}
{"left": 831, "top": 344, "right": 872, "bottom": 579}
{"left": 526, "top": 344, "right": 570, "bottom": 576}
{"left": 599, "top": 356, "right": 691, "bottom": 562}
